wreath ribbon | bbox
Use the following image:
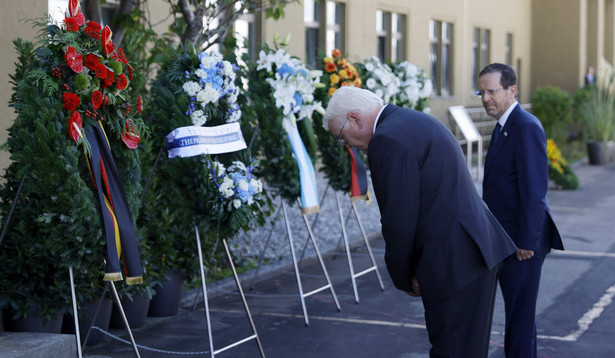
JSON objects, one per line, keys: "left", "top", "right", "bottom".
{"left": 283, "top": 117, "right": 320, "bottom": 214}
{"left": 346, "top": 145, "right": 370, "bottom": 202}
{"left": 84, "top": 121, "right": 143, "bottom": 284}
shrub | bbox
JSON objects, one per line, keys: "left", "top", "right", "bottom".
{"left": 531, "top": 85, "right": 572, "bottom": 144}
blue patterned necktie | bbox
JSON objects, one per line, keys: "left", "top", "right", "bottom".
{"left": 491, "top": 123, "right": 502, "bottom": 144}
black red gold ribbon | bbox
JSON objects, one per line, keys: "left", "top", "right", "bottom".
{"left": 345, "top": 145, "right": 370, "bottom": 202}
{"left": 85, "top": 121, "right": 143, "bottom": 284}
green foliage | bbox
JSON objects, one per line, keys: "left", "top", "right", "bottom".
{"left": 312, "top": 87, "right": 352, "bottom": 192}
{"left": 581, "top": 61, "right": 615, "bottom": 142}
{"left": 570, "top": 86, "right": 593, "bottom": 139}
{"left": 239, "top": 42, "right": 310, "bottom": 203}
{"left": 0, "top": 40, "right": 106, "bottom": 322}
{"left": 548, "top": 164, "right": 579, "bottom": 190}
{"left": 531, "top": 85, "right": 572, "bottom": 143}
{"left": 139, "top": 44, "right": 271, "bottom": 283}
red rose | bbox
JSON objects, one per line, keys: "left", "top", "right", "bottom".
{"left": 84, "top": 54, "right": 100, "bottom": 71}
{"left": 64, "top": 17, "right": 79, "bottom": 32}
{"left": 85, "top": 21, "right": 101, "bottom": 39}
{"left": 95, "top": 63, "right": 108, "bottom": 79}
{"left": 116, "top": 73, "right": 128, "bottom": 90}
{"left": 101, "top": 26, "right": 114, "bottom": 57}
{"left": 62, "top": 92, "right": 80, "bottom": 111}
{"left": 68, "top": 111, "right": 82, "bottom": 143}
{"left": 136, "top": 96, "right": 142, "bottom": 114}
{"left": 65, "top": 46, "right": 83, "bottom": 73}
{"left": 121, "top": 118, "right": 140, "bottom": 149}
{"left": 91, "top": 91, "right": 103, "bottom": 109}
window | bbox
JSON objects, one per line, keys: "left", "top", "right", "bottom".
{"left": 376, "top": 10, "right": 407, "bottom": 62}
{"left": 430, "top": 20, "right": 453, "bottom": 96}
{"left": 326, "top": 1, "right": 345, "bottom": 57}
{"left": 305, "top": 0, "right": 345, "bottom": 67}
{"left": 471, "top": 27, "right": 491, "bottom": 91}
{"left": 235, "top": 10, "right": 261, "bottom": 62}
{"left": 505, "top": 33, "right": 513, "bottom": 66}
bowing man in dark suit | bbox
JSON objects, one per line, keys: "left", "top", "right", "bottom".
{"left": 323, "top": 86, "right": 517, "bottom": 357}
{"left": 479, "top": 63, "right": 564, "bottom": 358}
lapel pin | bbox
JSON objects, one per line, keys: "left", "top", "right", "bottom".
{"left": 504, "top": 131, "right": 508, "bottom": 137}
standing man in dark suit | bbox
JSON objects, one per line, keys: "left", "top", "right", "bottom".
{"left": 479, "top": 63, "right": 564, "bottom": 358}
{"left": 323, "top": 86, "right": 517, "bottom": 357}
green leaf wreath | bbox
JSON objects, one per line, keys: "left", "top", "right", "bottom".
{"left": 240, "top": 41, "right": 322, "bottom": 203}
{"left": 140, "top": 44, "right": 270, "bottom": 280}
{"left": 312, "top": 48, "right": 364, "bottom": 192}
{"left": 0, "top": 5, "right": 145, "bottom": 321}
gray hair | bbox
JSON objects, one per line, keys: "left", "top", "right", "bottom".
{"left": 323, "top": 86, "right": 384, "bottom": 131}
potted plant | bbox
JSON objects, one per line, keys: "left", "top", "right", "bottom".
{"left": 0, "top": 2, "right": 147, "bottom": 332}
{"left": 582, "top": 59, "right": 615, "bottom": 165}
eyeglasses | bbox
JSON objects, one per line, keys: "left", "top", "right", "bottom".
{"left": 335, "top": 116, "right": 349, "bottom": 143}
{"left": 476, "top": 87, "right": 505, "bottom": 97}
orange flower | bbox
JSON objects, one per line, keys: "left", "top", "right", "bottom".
{"left": 328, "top": 87, "right": 337, "bottom": 96}
{"left": 325, "top": 62, "right": 337, "bottom": 73}
{"left": 332, "top": 48, "right": 342, "bottom": 58}
{"left": 337, "top": 58, "right": 347, "bottom": 66}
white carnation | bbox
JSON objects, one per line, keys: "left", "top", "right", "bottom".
{"left": 182, "top": 81, "right": 201, "bottom": 97}
{"left": 190, "top": 110, "right": 207, "bottom": 126}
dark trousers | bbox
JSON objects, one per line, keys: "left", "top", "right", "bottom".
{"left": 500, "top": 250, "right": 548, "bottom": 358}
{"left": 424, "top": 262, "right": 502, "bottom": 358}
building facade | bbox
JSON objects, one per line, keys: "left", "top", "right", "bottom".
{"left": 1, "top": 0, "right": 613, "bottom": 171}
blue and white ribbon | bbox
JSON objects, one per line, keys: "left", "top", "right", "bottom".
{"left": 283, "top": 116, "right": 320, "bottom": 214}
{"left": 166, "top": 123, "right": 247, "bottom": 158}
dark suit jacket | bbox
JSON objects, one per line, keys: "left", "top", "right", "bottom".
{"left": 483, "top": 103, "right": 563, "bottom": 252}
{"left": 368, "top": 105, "right": 517, "bottom": 307}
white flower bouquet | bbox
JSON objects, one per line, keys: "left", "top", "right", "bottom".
{"left": 358, "top": 56, "right": 400, "bottom": 103}
{"left": 393, "top": 61, "right": 433, "bottom": 113}
{"left": 182, "top": 50, "right": 241, "bottom": 126}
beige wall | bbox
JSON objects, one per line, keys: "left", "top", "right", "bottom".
{"left": 0, "top": 0, "right": 607, "bottom": 171}
{"left": 261, "top": 0, "right": 534, "bottom": 121}
{"left": 0, "top": 0, "right": 47, "bottom": 172}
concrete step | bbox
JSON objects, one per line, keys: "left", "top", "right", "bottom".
{"left": 0, "top": 332, "right": 76, "bottom": 358}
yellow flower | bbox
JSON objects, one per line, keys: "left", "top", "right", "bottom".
{"left": 339, "top": 69, "right": 348, "bottom": 79}
{"left": 547, "top": 139, "right": 566, "bottom": 174}
{"left": 330, "top": 73, "right": 340, "bottom": 85}
{"left": 328, "top": 86, "right": 337, "bottom": 96}
{"left": 324, "top": 57, "right": 334, "bottom": 63}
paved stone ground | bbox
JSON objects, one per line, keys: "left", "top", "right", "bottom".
{"left": 81, "top": 160, "right": 615, "bottom": 357}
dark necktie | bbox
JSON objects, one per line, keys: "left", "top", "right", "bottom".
{"left": 491, "top": 123, "right": 502, "bottom": 144}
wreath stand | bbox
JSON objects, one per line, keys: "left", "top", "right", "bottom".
{"left": 0, "top": 172, "right": 141, "bottom": 358}
{"left": 281, "top": 199, "right": 341, "bottom": 326}
{"left": 333, "top": 191, "right": 385, "bottom": 304}
{"left": 194, "top": 226, "right": 266, "bottom": 358}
